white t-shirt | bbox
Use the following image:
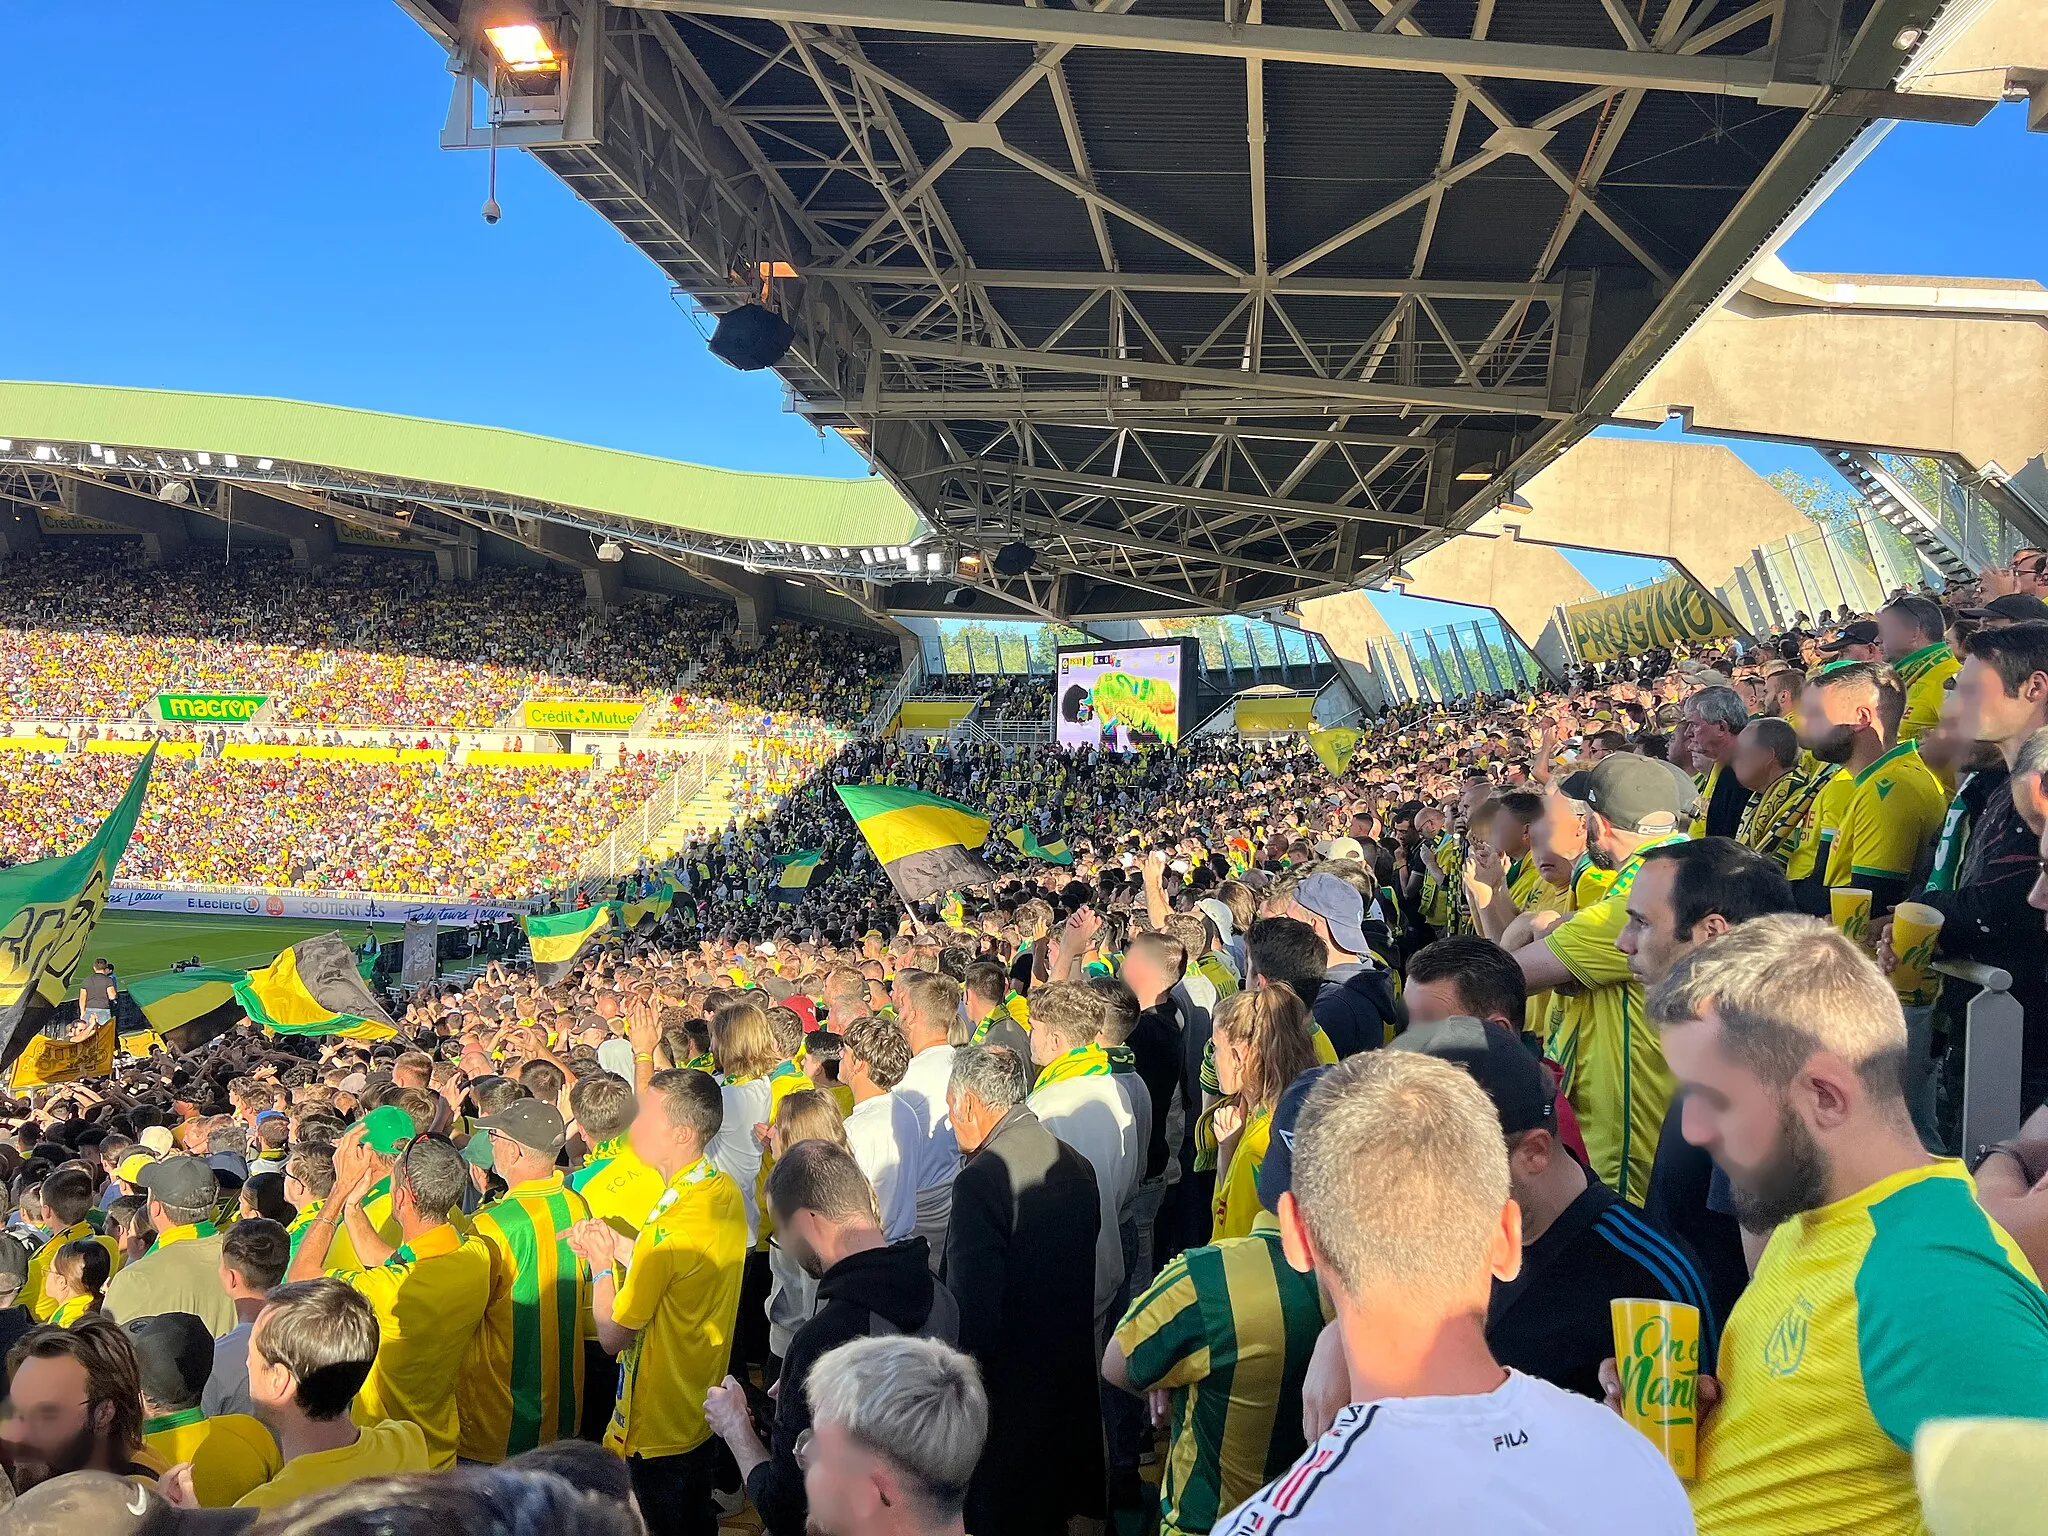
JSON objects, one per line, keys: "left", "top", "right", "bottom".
{"left": 893, "top": 1043, "right": 961, "bottom": 1248}
{"left": 707, "top": 1076, "right": 774, "bottom": 1245}
{"left": 844, "top": 1091, "right": 923, "bottom": 1243}
{"left": 1212, "top": 1371, "right": 1693, "bottom": 1536}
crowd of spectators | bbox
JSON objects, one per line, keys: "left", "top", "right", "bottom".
{"left": 0, "top": 754, "right": 671, "bottom": 898}
{"left": 2, "top": 555, "right": 2048, "bottom": 1534}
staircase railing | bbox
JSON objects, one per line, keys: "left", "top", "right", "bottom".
{"left": 863, "top": 657, "right": 925, "bottom": 737}
{"left": 573, "top": 748, "right": 715, "bottom": 890}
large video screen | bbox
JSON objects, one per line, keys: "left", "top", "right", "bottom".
{"left": 1054, "top": 640, "right": 1190, "bottom": 752}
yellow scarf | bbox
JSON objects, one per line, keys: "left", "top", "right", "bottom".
{"left": 1034, "top": 1042, "right": 1111, "bottom": 1091}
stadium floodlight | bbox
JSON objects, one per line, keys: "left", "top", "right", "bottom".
{"left": 32, "top": 446, "right": 53, "bottom": 461}
{"left": 0, "top": 440, "right": 11, "bottom": 452}
{"left": 89, "top": 444, "right": 103, "bottom": 457}
{"left": 859, "top": 549, "right": 876, "bottom": 566}
{"left": 256, "top": 458, "right": 273, "bottom": 471}
{"left": 483, "top": 20, "right": 557, "bottom": 71}
{"left": 924, "top": 551, "right": 944, "bottom": 574}
{"left": 902, "top": 553, "right": 918, "bottom": 574}
{"left": 197, "top": 452, "right": 212, "bottom": 467}
{"left": 224, "top": 454, "right": 238, "bottom": 469}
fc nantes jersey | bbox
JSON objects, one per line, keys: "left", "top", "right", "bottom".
{"left": 1114, "top": 1215, "right": 1328, "bottom": 1536}
{"left": 1692, "top": 1161, "right": 2048, "bottom": 1534}
{"left": 1542, "top": 837, "right": 1684, "bottom": 1207}
{"left": 1893, "top": 642, "right": 1960, "bottom": 746}
{"left": 1822, "top": 742, "right": 1948, "bottom": 892}
{"left": 458, "top": 1174, "right": 592, "bottom": 1463}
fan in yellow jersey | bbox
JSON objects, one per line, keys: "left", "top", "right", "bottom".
{"left": 458, "top": 1099, "right": 592, "bottom": 1463}
{"left": 1730, "top": 718, "right": 1832, "bottom": 881}
{"left": 1878, "top": 594, "right": 1961, "bottom": 747}
{"left": 173, "top": 1277, "right": 431, "bottom": 1510}
{"left": 286, "top": 1125, "right": 491, "bottom": 1471}
{"left": 1643, "top": 915, "right": 2048, "bottom": 1536}
{"left": 1511, "top": 754, "right": 1695, "bottom": 1207}
{"left": 130, "top": 1311, "right": 281, "bottom": 1507}
{"left": 1457, "top": 790, "right": 1554, "bottom": 942}
{"left": 569, "top": 1067, "right": 749, "bottom": 1536}
{"left": 24, "top": 1169, "right": 122, "bottom": 1321}
{"left": 1798, "top": 660, "right": 1949, "bottom": 917}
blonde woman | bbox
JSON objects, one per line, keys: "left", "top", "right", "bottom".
{"left": 708, "top": 998, "right": 783, "bottom": 1373}
{"left": 1208, "top": 986, "right": 1318, "bottom": 1242}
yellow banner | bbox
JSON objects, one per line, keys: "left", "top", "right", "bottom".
{"left": 220, "top": 744, "right": 446, "bottom": 765}
{"left": 1235, "top": 696, "right": 1316, "bottom": 733}
{"left": 467, "top": 749, "right": 595, "bottom": 770}
{"left": 1562, "top": 575, "right": 1740, "bottom": 664}
{"left": 83, "top": 739, "right": 200, "bottom": 757}
{"left": 522, "top": 699, "right": 645, "bottom": 732}
{"left": 12, "top": 1022, "right": 116, "bottom": 1089}
{"left": 0, "top": 737, "right": 68, "bottom": 753}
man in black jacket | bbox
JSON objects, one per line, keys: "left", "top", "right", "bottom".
{"left": 943, "top": 1044, "right": 1102, "bottom": 1536}
{"left": 704, "top": 1140, "right": 955, "bottom": 1536}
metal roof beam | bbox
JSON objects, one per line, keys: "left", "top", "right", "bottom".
{"left": 944, "top": 500, "right": 1323, "bottom": 584}
{"left": 808, "top": 267, "right": 1560, "bottom": 301}
{"left": 634, "top": 0, "right": 1791, "bottom": 98}
{"left": 875, "top": 337, "right": 1562, "bottom": 416}
{"left": 919, "top": 461, "right": 1431, "bottom": 528}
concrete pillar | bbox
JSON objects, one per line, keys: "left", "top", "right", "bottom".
{"left": 71, "top": 482, "right": 189, "bottom": 565}
{"left": 679, "top": 557, "right": 778, "bottom": 637}
{"left": 219, "top": 486, "right": 335, "bottom": 570}
{"left": 0, "top": 504, "right": 44, "bottom": 559}
{"left": 583, "top": 561, "right": 624, "bottom": 613}
{"left": 434, "top": 541, "right": 478, "bottom": 583}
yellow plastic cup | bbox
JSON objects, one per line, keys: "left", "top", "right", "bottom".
{"left": 1612, "top": 1298, "right": 1701, "bottom": 1481}
{"left": 1830, "top": 887, "right": 1873, "bottom": 942}
{"left": 1888, "top": 900, "right": 1947, "bottom": 1007}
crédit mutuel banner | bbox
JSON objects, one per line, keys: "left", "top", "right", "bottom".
{"left": 1562, "top": 575, "right": 1741, "bottom": 664}
{"left": 523, "top": 699, "right": 645, "bottom": 731}
{"left": 156, "top": 691, "right": 268, "bottom": 723}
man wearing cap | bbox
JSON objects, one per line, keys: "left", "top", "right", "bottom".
{"left": 130, "top": 1312, "right": 280, "bottom": 1506}
{"left": 1797, "top": 659, "right": 1948, "bottom": 919}
{"left": 1818, "top": 618, "right": 1884, "bottom": 665}
{"left": 1391, "top": 1017, "right": 1718, "bottom": 1402}
{"left": 1878, "top": 594, "right": 1960, "bottom": 747}
{"left": 1965, "top": 590, "right": 2048, "bottom": 627}
{"left": 1284, "top": 872, "right": 1395, "bottom": 1058}
{"left": 456, "top": 1097, "right": 593, "bottom": 1464}
{"left": 285, "top": 1127, "right": 490, "bottom": 1470}
{"left": 101, "top": 1157, "right": 236, "bottom": 1337}
{"left": 1104, "top": 1067, "right": 1328, "bottom": 1536}
{"left": 1508, "top": 754, "right": 1693, "bottom": 1208}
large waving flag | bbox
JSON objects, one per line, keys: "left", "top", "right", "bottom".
{"left": 772, "top": 850, "right": 825, "bottom": 904}
{"left": 235, "top": 934, "right": 398, "bottom": 1042}
{"left": 836, "top": 785, "right": 995, "bottom": 903}
{"left": 129, "top": 968, "right": 246, "bottom": 1055}
{"left": 1309, "top": 726, "right": 1362, "bottom": 777}
{"left": 524, "top": 904, "right": 613, "bottom": 986}
{"left": 1, "top": 747, "right": 154, "bottom": 1078}
{"left": 1005, "top": 828, "right": 1074, "bottom": 866}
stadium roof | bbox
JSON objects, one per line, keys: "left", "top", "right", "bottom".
{"left": 394, "top": 0, "right": 1959, "bottom": 623}
{"left": 0, "top": 380, "right": 922, "bottom": 581}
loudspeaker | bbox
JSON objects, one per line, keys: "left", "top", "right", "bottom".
{"left": 709, "top": 303, "right": 796, "bottom": 372}
{"left": 944, "top": 586, "right": 980, "bottom": 609}
{"left": 993, "top": 540, "right": 1037, "bottom": 577}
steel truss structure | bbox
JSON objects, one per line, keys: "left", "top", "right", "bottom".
{"left": 398, "top": 0, "right": 1945, "bottom": 621}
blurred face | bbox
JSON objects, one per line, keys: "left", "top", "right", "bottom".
{"left": 628, "top": 1095, "right": 685, "bottom": 1172}
{"left": 1798, "top": 681, "right": 1877, "bottom": 763}
{"left": 0, "top": 1355, "right": 106, "bottom": 1488}
{"left": 1951, "top": 654, "right": 2048, "bottom": 747}
{"left": 1661, "top": 1004, "right": 1828, "bottom": 1232}
{"left": 1532, "top": 796, "right": 1586, "bottom": 886}
{"left": 1730, "top": 724, "right": 1785, "bottom": 793}
{"left": 1403, "top": 975, "right": 1473, "bottom": 1027}
{"left": 801, "top": 1418, "right": 891, "bottom": 1536}
{"left": 1491, "top": 807, "right": 1531, "bottom": 860}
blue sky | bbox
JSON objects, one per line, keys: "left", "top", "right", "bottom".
{"left": 7, "top": 9, "right": 2044, "bottom": 633}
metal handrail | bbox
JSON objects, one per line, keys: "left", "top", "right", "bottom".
{"left": 1938, "top": 958, "right": 2025, "bottom": 1161}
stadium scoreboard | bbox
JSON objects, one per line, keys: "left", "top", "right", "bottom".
{"left": 1053, "top": 639, "right": 1192, "bottom": 752}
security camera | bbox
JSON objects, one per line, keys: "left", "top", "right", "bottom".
{"left": 482, "top": 198, "right": 502, "bottom": 225}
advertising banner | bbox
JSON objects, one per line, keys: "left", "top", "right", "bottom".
{"left": 523, "top": 699, "right": 645, "bottom": 732}
{"left": 106, "top": 885, "right": 526, "bottom": 927}
{"left": 157, "top": 691, "right": 268, "bottom": 724}
{"left": 1561, "top": 575, "right": 1741, "bottom": 664}
{"left": 1054, "top": 641, "right": 1189, "bottom": 752}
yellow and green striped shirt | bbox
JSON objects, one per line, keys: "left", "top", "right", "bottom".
{"left": 1114, "top": 1214, "right": 1328, "bottom": 1536}
{"left": 458, "top": 1173, "right": 593, "bottom": 1463}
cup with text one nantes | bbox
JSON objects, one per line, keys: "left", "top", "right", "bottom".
{"left": 1611, "top": 1298, "right": 1701, "bottom": 1481}
{"left": 1887, "top": 901, "right": 1946, "bottom": 1008}
{"left": 1829, "top": 887, "right": 1873, "bottom": 943}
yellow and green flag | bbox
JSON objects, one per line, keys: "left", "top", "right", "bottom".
{"left": 524, "top": 904, "right": 613, "bottom": 986}
{"left": 1309, "top": 726, "right": 1362, "bottom": 777}
{"left": 1005, "top": 828, "right": 1074, "bottom": 866}
{"left": 836, "top": 785, "right": 995, "bottom": 903}
{"left": 128, "top": 968, "right": 246, "bottom": 1055}
{"left": 772, "top": 850, "right": 825, "bottom": 904}
{"left": 1, "top": 747, "right": 154, "bottom": 1079}
{"left": 235, "top": 934, "right": 398, "bottom": 1042}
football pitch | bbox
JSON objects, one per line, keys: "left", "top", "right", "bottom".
{"left": 90, "top": 912, "right": 410, "bottom": 987}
